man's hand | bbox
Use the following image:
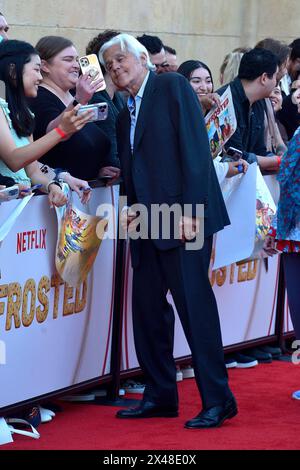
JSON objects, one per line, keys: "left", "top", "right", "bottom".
{"left": 263, "top": 235, "right": 278, "bottom": 256}
{"left": 179, "top": 216, "right": 200, "bottom": 242}
{"left": 120, "top": 207, "right": 138, "bottom": 235}
{"left": 99, "top": 166, "right": 121, "bottom": 186}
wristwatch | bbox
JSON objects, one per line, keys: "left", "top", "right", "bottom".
{"left": 47, "top": 180, "right": 63, "bottom": 193}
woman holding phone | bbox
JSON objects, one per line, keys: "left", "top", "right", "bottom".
{"left": 86, "top": 30, "right": 125, "bottom": 170}
{"left": 30, "top": 36, "right": 120, "bottom": 182}
{"left": 0, "top": 39, "right": 92, "bottom": 206}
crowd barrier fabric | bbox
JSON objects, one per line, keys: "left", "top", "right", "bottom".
{"left": 0, "top": 186, "right": 118, "bottom": 410}
{"left": 121, "top": 243, "right": 280, "bottom": 370}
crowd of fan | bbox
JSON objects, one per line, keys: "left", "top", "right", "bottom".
{"left": 1, "top": 10, "right": 300, "bottom": 422}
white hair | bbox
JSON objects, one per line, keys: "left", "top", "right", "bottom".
{"left": 99, "top": 33, "right": 155, "bottom": 71}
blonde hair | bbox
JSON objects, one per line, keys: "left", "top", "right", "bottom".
{"left": 220, "top": 47, "right": 251, "bottom": 85}
{"left": 222, "top": 52, "right": 244, "bottom": 85}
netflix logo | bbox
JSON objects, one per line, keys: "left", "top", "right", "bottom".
{"left": 17, "top": 229, "right": 47, "bottom": 254}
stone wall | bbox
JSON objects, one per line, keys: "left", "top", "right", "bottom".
{"left": 0, "top": 0, "right": 298, "bottom": 86}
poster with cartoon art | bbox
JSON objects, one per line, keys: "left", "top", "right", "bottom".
{"left": 55, "top": 185, "right": 108, "bottom": 287}
{"left": 205, "top": 86, "right": 237, "bottom": 158}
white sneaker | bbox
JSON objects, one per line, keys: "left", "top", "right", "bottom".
{"left": 39, "top": 406, "right": 54, "bottom": 423}
{"left": 225, "top": 359, "right": 238, "bottom": 369}
{"left": 181, "top": 366, "right": 195, "bottom": 379}
{"left": 123, "top": 380, "right": 145, "bottom": 394}
{"left": 292, "top": 390, "right": 300, "bottom": 400}
{"left": 234, "top": 353, "right": 258, "bottom": 369}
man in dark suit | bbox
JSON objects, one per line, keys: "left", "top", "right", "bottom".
{"left": 100, "top": 34, "right": 237, "bottom": 428}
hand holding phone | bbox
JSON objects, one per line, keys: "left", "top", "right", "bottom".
{"left": 76, "top": 102, "right": 108, "bottom": 122}
{"left": 224, "top": 146, "right": 243, "bottom": 160}
{"left": 222, "top": 146, "right": 244, "bottom": 172}
{"left": 79, "top": 54, "right": 106, "bottom": 92}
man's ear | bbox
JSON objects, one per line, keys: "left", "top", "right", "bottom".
{"left": 260, "top": 72, "right": 269, "bottom": 86}
{"left": 40, "top": 59, "right": 50, "bottom": 74}
{"left": 140, "top": 52, "right": 148, "bottom": 67}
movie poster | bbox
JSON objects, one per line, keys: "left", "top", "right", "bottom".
{"left": 55, "top": 185, "right": 108, "bottom": 287}
{"left": 205, "top": 86, "right": 237, "bottom": 158}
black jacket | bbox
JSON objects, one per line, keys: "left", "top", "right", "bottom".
{"left": 116, "top": 71, "right": 230, "bottom": 254}
{"left": 90, "top": 89, "right": 125, "bottom": 167}
{"left": 217, "top": 78, "right": 268, "bottom": 162}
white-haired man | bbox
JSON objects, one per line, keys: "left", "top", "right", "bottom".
{"left": 100, "top": 34, "right": 237, "bottom": 429}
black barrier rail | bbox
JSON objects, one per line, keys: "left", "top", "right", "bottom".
{"left": 90, "top": 181, "right": 140, "bottom": 407}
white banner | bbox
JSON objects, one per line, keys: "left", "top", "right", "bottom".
{"left": 214, "top": 164, "right": 257, "bottom": 269}
{"left": 0, "top": 186, "right": 118, "bottom": 409}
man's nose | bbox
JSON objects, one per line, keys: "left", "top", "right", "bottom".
{"left": 111, "top": 61, "right": 121, "bottom": 73}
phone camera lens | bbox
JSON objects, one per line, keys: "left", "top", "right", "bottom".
{"left": 81, "top": 58, "right": 89, "bottom": 67}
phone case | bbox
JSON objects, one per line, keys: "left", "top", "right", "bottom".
{"left": 79, "top": 54, "right": 106, "bottom": 92}
{"left": 77, "top": 103, "right": 108, "bottom": 121}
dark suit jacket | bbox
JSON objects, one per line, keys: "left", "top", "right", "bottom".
{"left": 116, "top": 71, "right": 230, "bottom": 256}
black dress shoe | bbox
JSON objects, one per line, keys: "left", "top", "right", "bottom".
{"left": 116, "top": 401, "right": 178, "bottom": 419}
{"left": 184, "top": 397, "right": 238, "bottom": 429}
{"left": 244, "top": 348, "right": 272, "bottom": 363}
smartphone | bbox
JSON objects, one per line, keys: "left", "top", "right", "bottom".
{"left": 225, "top": 146, "right": 243, "bottom": 161}
{"left": 0, "top": 184, "right": 19, "bottom": 200}
{"left": 77, "top": 102, "right": 108, "bottom": 122}
{"left": 79, "top": 54, "right": 106, "bottom": 92}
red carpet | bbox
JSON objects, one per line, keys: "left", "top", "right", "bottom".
{"left": 1, "top": 361, "right": 300, "bottom": 450}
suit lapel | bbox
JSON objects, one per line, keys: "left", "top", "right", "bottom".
{"left": 133, "top": 72, "right": 156, "bottom": 152}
